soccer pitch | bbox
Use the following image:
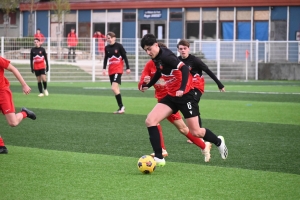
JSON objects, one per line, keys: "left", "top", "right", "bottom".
{"left": 1, "top": 81, "right": 300, "bottom": 199}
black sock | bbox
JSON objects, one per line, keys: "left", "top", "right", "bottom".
{"left": 38, "top": 82, "right": 43, "bottom": 93}
{"left": 115, "top": 94, "right": 123, "bottom": 108}
{"left": 42, "top": 81, "right": 47, "bottom": 90}
{"left": 203, "top": 128, "right": 222, "bottom": 146}
{"left": 148, "top": 126, "right": 163, "bottom": 159}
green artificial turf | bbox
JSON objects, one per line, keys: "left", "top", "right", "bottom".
{"left": 0, "top": 81, "right": 300, "bottom": 199}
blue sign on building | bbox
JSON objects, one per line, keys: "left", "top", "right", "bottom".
{"left": 144, "top": 10, "right": 162, "bottom": 19}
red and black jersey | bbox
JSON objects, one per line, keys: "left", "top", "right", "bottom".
{"left": 178, "top": 54, "right": 224, "bottom": 92}
{"left": 151, "top": 47, "right": 193, "bottom": 97}
{"left": 103, "top": 43, "right": 130, "bottom": 75}
{"left": 30, "top": 47, "right": 49, "bottom": 71}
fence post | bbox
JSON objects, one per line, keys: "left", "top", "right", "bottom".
{"left": 47, "top": 37, "right": 51, "bottom": 82}
{"left": 177, "top": 38, "right": 180, "bottom": 56}
{"left": 135, "top": 38, "right": 139, "bottom": 82}
{"left": 264, "top": 41, "right": 267, "bottom": 63}
{"left": 255, "top": 40, "right": 259, "bottom": 80}
{"left": 92, "top": 38, "right": 95, "bottom": 82}
{"left": 1, "top": 37, "right": 4, "bottom": 57}
{"left": 245, "top": 50, "right": 249, "bottom": 81}
{"left": 217, "top": 39, "right": 220, "bottom": 80}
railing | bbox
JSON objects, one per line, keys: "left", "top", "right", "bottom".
{"left": 1, "top": 37, "right": 299, "bottom": 82}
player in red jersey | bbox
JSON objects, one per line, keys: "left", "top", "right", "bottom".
{"left": 30, "top": 38, "right": 49, "bottom": 97}
{"left": 140, "top": 34, "right": 228, "bottom": 166}
{"left": 34, "top": 28, "right": 45, "bottom": 45}
{"left": 177, "top": 39, "right": 225, "bottom": 144}
{"left": 138, "top": 55, "right": 212, "bottom": 162}
{"left": 0, "top": 56, "right": 36, "bottom": 154}
{"left": 93, "top": 31, "right": 106, "bottom": 60}
{"left": 103, "top": 31, "right": 130, "bottom": 114}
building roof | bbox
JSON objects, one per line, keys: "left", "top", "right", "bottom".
{"left": 20, "top": 0, "right": 300, "bottom": 11}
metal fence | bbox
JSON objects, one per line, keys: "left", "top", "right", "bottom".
{"left": 1, "top": 37, "right": 300, "bottom": 82}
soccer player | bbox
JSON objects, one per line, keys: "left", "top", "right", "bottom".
{"left": 67, "top": 27, "right": 78, "bottom": 62}
{"left": 140, "top": 34, "right": 228, "bottom": 166}
{"left": 93, "top": 31, "right": 106, "bottom": 60}
{"left": 102, "top": 31, "right": 130, "bottom": 114}
{"left": 30, "top": 38, "right": 49, "bottom": 97}
{"left": 138, "top": 56, "right": 212, "bottom": 162}
{"left": 177, "top": 39, "right": 225, "bottom": 144}
{"left": 0, "top": 56, "right": 36, "bottom": 154}
{"left": 34, "top": 28, "right": 45, "bottom": 45}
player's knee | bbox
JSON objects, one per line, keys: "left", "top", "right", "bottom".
{"left": 145, "top": 117, "right": 157, "bottom": 127}
{"left": 8, "top": 121, "right": 19, "bottom": 127}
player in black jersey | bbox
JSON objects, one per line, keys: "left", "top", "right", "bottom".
{"left": 177, "top": 39, "right": 225, "bottom": 143}
{"left": 140, "top": 34, "right": 228, "bottom": 166}
{"left": 103, "top": 32, "right": 130, "bottom": 114}
{"left": 30, "top": 38, "right": 49, "bottom": 97}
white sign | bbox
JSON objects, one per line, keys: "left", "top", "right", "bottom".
{"left": 144, "top": 10, "right": 162, "bottom": 19}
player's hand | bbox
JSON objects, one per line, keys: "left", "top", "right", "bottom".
{"left": 31, "top": 69, "right": 34, "bottom": 73}
{"left": 23, "top": 84, "right": 31, "bottom": 95}
{"left": 102, "top": 69, "right": 106, "bottom": 75}
{"left": 139, "top": 84, "right": 149, "bottom": 92}
{"left": 176, "top": 90, "right": 184, "bottom": 97}
{"left": 126, "top": 69, "right": 130, "bottom": 74}
{"left": 144, "top": 76, "right": 150, "bottom": 84}
{"left": 46, "top": 67, "right": 49, "bottom": 72}
{"left": 219, "top": 87, "right": 225, "bottom": 92}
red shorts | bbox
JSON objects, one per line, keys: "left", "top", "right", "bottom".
{"left": 0, "top": 88, "right": 15, "bottom": 115}
{"left": 166, "top": 112, "right": 182, "bottom": 123}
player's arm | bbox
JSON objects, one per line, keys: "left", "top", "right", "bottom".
{"left": 102, "top": 47, "right": 109, "bottom": 75}
{"left": 6, "top": 64, "right": 31, "bottom": 95}
{"left": 195, "top": 58, "right": 225, "bottom": 91}
{"left": 43, "top": 48, "right": 49, "bottom": 72}
{"left": 30, "top": 49, "right": 34, "bottom": 73}
{"left": 138, "top": 62, "right": 152, "bottom": 91}
{"left": 141, "top": 70, "right": 161, "bottom": 91}
{"left": 120, "top": 45, "right": 130, "bottom": 74}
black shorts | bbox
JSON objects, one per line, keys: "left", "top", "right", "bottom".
{"left": 159, "top": 89, "right": 200, "bottom": 119}
{"left": 109, "top": 73, "right": 122, "bottom": 85}
{"left": 194, "top": 88, "right": 202, "bottom": 103}
{"left": 34, "top": 69, "right": 46, "bottom": 77}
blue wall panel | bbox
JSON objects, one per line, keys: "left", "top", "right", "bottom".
{"left": 271, "top": 6, "right": 287, "bottom": 20}
{"left": 122, "top": 21, "right": 136, "bottom": 38}
{"left": 169, "top": 21, "right": 183, "bottom": 39}
{"left": 36, "top": 11, "right": 49, "bottom": 37}
{"left": 23, "top": 11, "right": 29, "bottom": 36}
{"left": 78, "top": 10, "right": 91, "bottom": 22}
{"left": 289, "top": 6, "right": 300, "bottom": 40}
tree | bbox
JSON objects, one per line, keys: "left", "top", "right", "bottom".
{"left": 51, "top": 0, "right": 70, "bottom": 59}
{"left": 21, "top": 0, "right": 38, "bottom": 36}
{"left": 0, "top": 0, "right": 20, "bottom": 37}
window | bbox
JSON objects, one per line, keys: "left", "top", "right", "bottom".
{"left": 186, "top": 21, "right": 199, "bottom": 39}
{"left": 108, "top": 23, "right": 120, "bottom": 38}
{"left": 0, "top": 11, "right": 16, "bottom": 25}
{"left": 202, "top": 22, "right": 216, "bottom": 39}
{"left": 123, "top": 13, "right": 136, "bottom": 21}
{"left": 170, "top": 12, "right": 182, "bottom": 21}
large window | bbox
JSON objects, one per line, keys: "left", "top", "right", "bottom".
{"left": 123, "top": 13, "right": 136, "bottom": 21}
{"left": 186, "top": 21, "right": 199, "bottom": 39}
{"left": 202, "top": 22, "right": 216, "bottom": 39}
{"left": 108, "top": 23, "right": 120, "bottom": 38}
{"left": 0, "top": 11, "right": 16, "bottom": 25}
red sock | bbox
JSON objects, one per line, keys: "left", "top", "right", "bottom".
{"left": 21, "top": 111, "right": 27, "bottom": 118}
{"left": 157, "top": 124, "right": 166, "bottom": 150}
{"left": 0, "top": 136, "right": 5, "bottom": 146}
{"left": 186, "top": 132, "right": 206, "bottom": 150}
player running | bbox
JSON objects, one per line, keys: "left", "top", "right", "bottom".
{"left": 138, "top": 43, "right": 212, "bottom": 162}
{"left": 177, "top": 39, "right": 225, "bottom": 144}
{"left": 0, "top": 56, "right": 36, "bottom": 154}
{"left": 140, "top": 34, "right": 228, "bottom": 166}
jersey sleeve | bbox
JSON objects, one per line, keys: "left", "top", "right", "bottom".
{"left": 0, "top": 56, "right": 10, "bottom": 69}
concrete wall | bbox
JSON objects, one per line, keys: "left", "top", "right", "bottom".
{"left": 258, "top": 63, "right": 300, "bottom": 80}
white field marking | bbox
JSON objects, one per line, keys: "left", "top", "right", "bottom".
{"left": 83, "top": 87, "right": 300, "bottom": 95}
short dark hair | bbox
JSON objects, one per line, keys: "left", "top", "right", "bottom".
{"left": 37, "top": 28, "right": 40, "bottom": 31}
{"left": 34, "top": 38, "right": 40, "bottom": 42}
{"left": 107, "top": 31, "right": 116, "bottom": 38}
{"left": 177, "top": 39, "right": 190, "bottom": 48}
{"left": 141, "top": 33, "right": 157, "bottom": 49}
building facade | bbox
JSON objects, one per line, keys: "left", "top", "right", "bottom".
{"left": 14, "top": 0, "right": 300, "bottom": 42}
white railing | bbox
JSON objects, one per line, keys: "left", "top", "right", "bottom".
{"left": 1, "top": 37, "right": 299, "bottom": 82}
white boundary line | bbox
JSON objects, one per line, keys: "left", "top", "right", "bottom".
{"left": 82, "top": 87, "right": 300, "bottom": 95}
